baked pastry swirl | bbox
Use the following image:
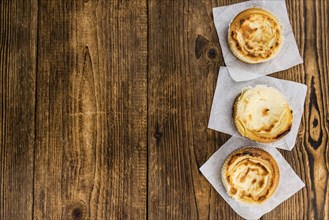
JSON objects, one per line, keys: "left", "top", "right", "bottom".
{"left": 221, "top": 147, "right": 280, "bottom": 204}
{"left": 228, "top": 8, "right": 283, "bottom": 63}
{"left": 233, "top": 85, "right": 293, "bottom": 143}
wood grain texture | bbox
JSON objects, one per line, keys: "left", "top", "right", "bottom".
{"left": 147, "top": 0, "right": 232, "bottom": 219}
{"left": 0, "top": 0, "right": 37, "bottom": 219}
{"left": 302, "top": 0, "right": 329, "bottom": 219}
{"left": 0, "top": 0, "right": 328, "bottom": 219}
{"left": 33, "top": 0, "right": 147, "bottom": 219}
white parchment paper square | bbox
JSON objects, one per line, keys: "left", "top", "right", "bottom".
{"left": 208, "top": 67, "right": 307, "bottom": 150}
{"left": 200, "top": 136, "right": 305, "bottom": 219}
{"left": 213, "top": 0, "right": 303, "bottom": 81}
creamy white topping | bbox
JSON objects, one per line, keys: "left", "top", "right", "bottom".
{"left": 234, "top": 85, "right": 293, "bottom": 142}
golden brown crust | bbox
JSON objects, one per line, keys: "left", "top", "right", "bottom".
{"left": 228, "top": 8, "right": 283, "bottom": 64}
{"left": 233, "top": 85, "right": 293, "bottom": 143}
{"left": 221, "top": 147, "right": 280, "bottom": 204}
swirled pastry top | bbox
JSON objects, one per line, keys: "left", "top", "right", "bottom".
{"left": 233, "top": 85, "right": 293, "bottom": 143}
{"left": 221, "top": 147, "right": 280, "bottom": 204}
{"left": 228, "top": 8, "right": 283, "bottom": 63}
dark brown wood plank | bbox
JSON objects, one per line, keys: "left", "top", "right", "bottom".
{"left": 148, "top": 0, "right": 232, "bottom": 219}
{"left": 0, "top": 0, "right": 37, "bottom": 219}
{"left": 148, "top": 1, "right": 193, "bottom": 218}
{"left": 34, "top": 0, "right": 147, "bottom": 219}
{"left": 148, "top": 0, "right": 328, "bottom": 219}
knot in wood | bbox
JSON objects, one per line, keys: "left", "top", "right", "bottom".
{"left": 195, "top": 35, "right": 209, "bottom": 59}
{"left": 154, "top": 131, "right": 163, "bottom": 140}
{"left": 72, "top": 207, "right": 83, "bottom": 220}
{"left": 65, "top": 200, "right": 86, "bottom": 220}
{"left": 207, "top": 47, "right": 218, "bottom": 59}
{"left": 207, "top": 48, "right": 218, "bottom": 59}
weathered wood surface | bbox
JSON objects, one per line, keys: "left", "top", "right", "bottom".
{"left": 1, "top": 0, "right": 328, "bottom": 219}
{"left": 0, "top": 0, "right": 37, "bottom": 219}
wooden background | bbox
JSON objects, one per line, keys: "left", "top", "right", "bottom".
{"left": 1, "top": 0, "right": 328, "bottom": 219}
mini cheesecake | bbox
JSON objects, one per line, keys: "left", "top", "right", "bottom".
{"left": 233, "top": 85, "right": 293, "bottom": 143}
{"left": 228, "top": 8, "right": 283, "bottom": 64}
{"left": 221, "top": 147, "right": 280, "bottom": 204}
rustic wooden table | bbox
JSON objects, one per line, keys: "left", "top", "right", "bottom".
{"left": 1, "top": 0, "right": 328, "bottom": 219}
